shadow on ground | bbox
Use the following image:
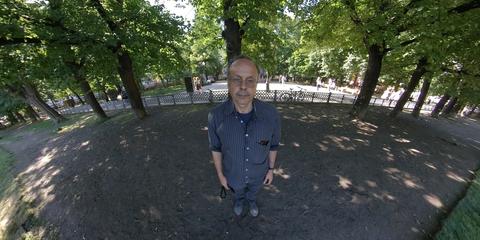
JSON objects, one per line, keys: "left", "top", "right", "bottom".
{"left": 1, "top": 103, "right": 479, "bottom": 240}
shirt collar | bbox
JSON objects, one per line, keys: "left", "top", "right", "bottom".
{"left": 223, "top": 98, "right": 262, "bottom": 120}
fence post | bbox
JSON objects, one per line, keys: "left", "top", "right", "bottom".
{"left": 373, "top": 98, "right": 377, "bottom": 105}
{"left": 341, "top": 94, "right": 345, "bottom": 104}
{"left": 327, "top": 92, "right": 332, "bottom": 104}
{"left": 208, "top": 90, "right": 214, "bottom": 103}
{"left": 311, "top": 92, "right": 315, "bottom": 103}
{"left": 189, "top": 93, "right": 194, "bottom": 104}
{"left": 142, "top": 97, "right": 147, "bottom": 107}
{"left": 389, "top": 100, "right": 393, "bottom": 107}
{"left": 156, "top": 96, "right": 161, "bottom": 106}
{"left": 274, "top": 90, "right": 277, "bottom": 102}
{"left": 382, "top": 99, "right": 385, "bottom": 106}
{"left": 172, "top": 95, "right": 176, "bottom": 105}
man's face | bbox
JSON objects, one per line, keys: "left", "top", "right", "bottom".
{"left": 227, "top": 59, "right": 258, "bottom": 109}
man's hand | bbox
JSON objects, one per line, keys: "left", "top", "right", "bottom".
{"left": 264, "top": 170, "right": 274, "bottom": 185}
{"left": 218, "top": 174, "right": 229, "bottom": 190}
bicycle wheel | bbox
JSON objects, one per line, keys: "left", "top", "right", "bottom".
{"left": 297, "top": 92, "right": 306, "bottom": 102}
{"left": 280, "top": 93, "right": 292, "bottom": 102}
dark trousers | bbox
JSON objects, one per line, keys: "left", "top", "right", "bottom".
{"left": 233, "top": 182, "right": 262, "bottom": 203}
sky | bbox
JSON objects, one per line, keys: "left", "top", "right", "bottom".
{"left": 148, "top": 0, "right": 195, "bottom": 23}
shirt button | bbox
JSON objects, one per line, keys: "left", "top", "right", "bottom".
{"left": 245, "top": 134, "right": 248, "bottom": 137}
{"left": 246, "top": 158, "right": 249, "bottom": 162}
{"left": 240, "top": 120, "right": 244, "bottom": 123}
{"left": 246, "top": 168, "right": 248, "bottom": 171}
{"left": 246, "top": 147, "right": 250, "bottom": 150}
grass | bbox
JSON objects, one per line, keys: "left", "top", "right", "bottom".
{"left": 0, "top": 110, "right": 139, "bottom": 239}
{"left": 142, "top": 84, "right": 185, "bottom": 97}
{"left": 0, "top": 146, "right": 58, "bottom": 240}
{"left": 435, "top": 169, "right": 480, "bottom": 239}
{"left": 0, "top": 148, "right": 14, "bottom": 198}
{"left": 0, "top": 113, "right": 103, "bottom": 143}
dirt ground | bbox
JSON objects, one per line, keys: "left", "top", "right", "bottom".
{"left": 1, "top": 103, "right": 479, "bottom": 240}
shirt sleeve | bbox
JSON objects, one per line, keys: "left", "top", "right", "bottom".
{"left": 270, "top": 109, "right": 281, "bottom": 151}
{"left": 208, "top": 111, "right": 222, "bottom": 152}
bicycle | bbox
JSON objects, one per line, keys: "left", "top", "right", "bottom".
{"left": 279, "top": 87, "right": 306, "bottom": 102}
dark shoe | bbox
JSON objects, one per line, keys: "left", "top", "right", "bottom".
{"left": 233, "top": 200, "right": 243, "bottom": 216}
{"left": 249, "top": 201, "right": 258, "bottom": 217}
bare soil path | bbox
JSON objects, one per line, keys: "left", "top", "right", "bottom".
{"left": 1, "top": 104, "right": 479, "bottom": 240}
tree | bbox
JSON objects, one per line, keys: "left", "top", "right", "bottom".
{"left": 389, "top": 57, "right": 428, "bottom": 117}
{"left": 193, "top": 0, "right": 287, "bottom": 63}
{"left": 0, "top": 42, "right": 67, "bottom": 123}
{"left": 301, "top": 0, "right": 480, "bottom": 119}
{"left": 2, "top": 0, "right": 186, "bottom": 120}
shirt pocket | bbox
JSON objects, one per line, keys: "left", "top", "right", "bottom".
{"left": 251, "top": 129, "right": 272, "bottom": 164}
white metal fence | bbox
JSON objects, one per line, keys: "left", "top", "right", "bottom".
{"left": 59, "top": 90, "right": 435, "bottom": 115}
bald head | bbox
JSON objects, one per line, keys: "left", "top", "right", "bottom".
{"left": 227, "top": 55, "right": 258, "bottom": 113}
{"left": 227, "top": 55, "right": 259, "bottom": 78}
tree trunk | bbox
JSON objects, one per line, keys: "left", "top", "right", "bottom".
{"left": 7, "top": 111, "right": 18, "bottom": 125}
{"left": 350, "top": 44, "right": 385, "bottom": 119}
{"left": 67, "top": 61, "right": 108, "bottom": 119}
{"left": 98, "top": 83, "right": 109, "bottom": 102}
{"left": 431, "top": 94, "right": 450, "bottom": 118}
{"left": 90, "top": 0, "right": 147, "bottom": 119}
{"left": 222, "top": 0, "right": 243, "bottom": 63}
{"left": 116, "top": 84, "right": 123, "bottom": 95}
{"left": 25, "top": 105, "right": 40, "bottom": 122}
{"left": 46, "top": 94, "right": 58, "bottom": 108}
{"left": 441, "top": 97, "right": 458, "bottom": 116}
{"left": 14, "top": 111, "right": 26, "bottom": 122}
{"left": 453, "top": 101, "right": 465, "bottom": 115}
{"left": 21, "top": 82, "right": 66, "bottom": 123}
{"left": 412, "top": 77, "right": 431, "bottom": 118}
{"left": 159, "top": 76, "right": 167, "bottom": 88}
{"left": 70, "top": 88, "right": 85, "bottom": 105}
{"left": 103, "top": 90, "right": 109, "bottom": 102}
{"left": 390, "top": 57, "right": 428, "bottom": 118}
{"left": 466, "top": 105, "right": 477, "bottom": 116}
{"left": 117, "top": 51, "right": 147, "bottom": 119}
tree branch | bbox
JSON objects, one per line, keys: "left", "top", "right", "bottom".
{"left": 342, "top": 0, "right": 363, "bottom": 26}
{"left": 90, "top": 0, "right": 119, "bottom": 34}
{"left": 449, "top": 0, "right": 480, "bottom": 14}
{"left": 385, "top": 38, "right": 417, "bottom": 52}
{"left": 0, "top": 36, "right": 41, "bottom": 46}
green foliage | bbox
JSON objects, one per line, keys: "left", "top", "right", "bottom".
{"left": 0, "top": 91, "right": 24, "bottom": 115}
{"left": 0, "top": 0, "right": 187, "bottom": 106}
{"left": 435, "top": 170, "right": 480, "bottom": 240}
{"left": 191, "top": 0, "right": 290, "bottom": 75}
{"left": 1, "top": 0, "right": 479, "bottom": 109}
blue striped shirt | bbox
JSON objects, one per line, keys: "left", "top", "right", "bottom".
{"left": 208, "top": 98, "right": 281, "bottom": 189}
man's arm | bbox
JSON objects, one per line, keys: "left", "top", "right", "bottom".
{"left": 212, "top": 151, "right": 229, "bottom": 190}
{"left": 264, "top": 150, "right": 277, "bottom": 185}
{"left": 265, "top": 107, "right": 281, "bottom": 185}
{"left": 208, "top": 112, "right": 228, "bottom": 189}
{"left": 268, "top": 150, "right": 277, "bottom": 169}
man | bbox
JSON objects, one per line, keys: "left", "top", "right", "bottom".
{"left": 208, "top": 56, "right": 281, "bottom": 217}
